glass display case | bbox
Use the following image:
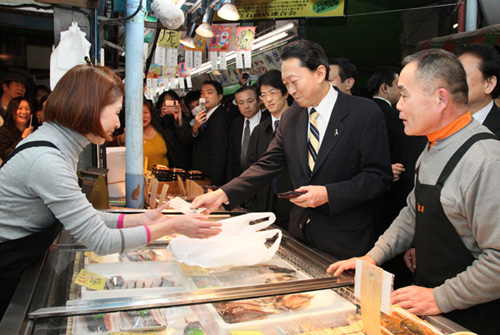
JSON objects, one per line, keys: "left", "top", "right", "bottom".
{"left": 0, "top": 210, "right": 470, "bottom": 335}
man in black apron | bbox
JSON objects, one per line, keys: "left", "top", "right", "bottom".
{"left": 328, "top": 49, "right": 500, "bottom": 335}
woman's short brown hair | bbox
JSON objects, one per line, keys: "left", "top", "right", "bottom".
{"left": 44, "top": 65, "right": 124, "bottom": 139}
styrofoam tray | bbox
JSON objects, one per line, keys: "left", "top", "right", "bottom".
{"left": 193, "top": 289, "right": 356, "bottom": 334}
{"left": 81, "top": 261, "right": 194, "bottom": 299}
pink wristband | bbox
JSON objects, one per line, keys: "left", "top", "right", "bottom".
{"left": 117, "top": 214, "right": 125, "bottom": 229}
{"left": 144, "top": 225, "right": 151, "bottom": 244}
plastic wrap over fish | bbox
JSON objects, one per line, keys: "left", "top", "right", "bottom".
{"left": 168, "top": 212, "right": 281, "bottom": 268}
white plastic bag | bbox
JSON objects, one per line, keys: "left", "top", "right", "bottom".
{"left": 168, "top": 212, "right": 281, "bottom": 268}
{"left": 50, "top": 22, "right": 91, "bottom": 89}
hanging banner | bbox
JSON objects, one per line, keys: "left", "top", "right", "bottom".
{"left": 209, "top": 26, "right": 233, "bottom": 70}
{"left": 179, "top": 62, "right": 191, "bottom": 78}
{"left": 224, "top": 0, "right": 345, "bottom": 21}
{"left": 158, "top": 29, "right": 182, "bottom": 49}
{"left": 209, "top": 26, "right": 233, "bottom": 52}
{"left": 158, "top": 30, "right": 181, "bottom": 68}
{"left": 235, "top": 26, "right": 255, "bottom": 69}
{"left": 235, "top": 26, "right": 255, "bottom": 52}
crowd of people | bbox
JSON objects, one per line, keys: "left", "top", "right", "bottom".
{"left": 1, "top": 40, "right": 500, "bottom": 333}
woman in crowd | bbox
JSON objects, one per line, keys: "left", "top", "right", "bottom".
{"left": 0, "top": 96, "right": 34, "bottom": 161}
{"left": 154, "top": 90, "right": 191, "bottom": 169}
{"left": 0, "top": 65, "right": 221, "bottom": 319}
{"left": 113, "top": 98, "right": 189, "bottom": 170}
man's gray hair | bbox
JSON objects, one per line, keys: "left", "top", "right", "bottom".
{"left": 403, "top": 49, "right": 468, "bottom": 105}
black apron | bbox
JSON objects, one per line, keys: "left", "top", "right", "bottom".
{"left": 0, "top": 141, "right": 62, "bottom": 320}
{"left": 414, "top": 133, "right": 500, "bottom": 335}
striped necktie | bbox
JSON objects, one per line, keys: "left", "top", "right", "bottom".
{"left": 308, "top": 108, "right": 319, "bottom": 174}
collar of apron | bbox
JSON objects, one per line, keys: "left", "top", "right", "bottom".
{"left": 427, "top": 112, "right": 472, "bottom": 148}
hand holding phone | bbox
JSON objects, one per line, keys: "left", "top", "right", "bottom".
{"left": 277, "top": 190, "right": 307, "bottom": 199}
{"left": 199, "top": 98, "right": 206, "bottom": 112}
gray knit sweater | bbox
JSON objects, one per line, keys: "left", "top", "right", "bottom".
{"left": 368, "top": 119, "right": 500, "bottom": 313}
{"left": 0, "top": 122, "right": 147, "bottom": 255}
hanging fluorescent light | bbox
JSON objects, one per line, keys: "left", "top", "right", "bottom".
{"left": 218, "top": 0, "right": 240, "bottom": 21}
{"left": 180, "top": 22, "right": 197, "bottom": 49}
{"left": 196, "top": 7, "right": 215, "bottom": 38}
{"left": 252, "top": 32, "right": 289, "bottom": 49}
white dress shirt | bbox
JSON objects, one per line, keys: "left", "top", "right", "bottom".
{"left": 472, "top": 100, "right": 493, "bottom": 125}
{"left": 307, "top": 85, "right": 338, "bottom": 148}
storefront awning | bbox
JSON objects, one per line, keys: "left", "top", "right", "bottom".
{"left": 417, "top": 24, "right": 500, "bottom": 52}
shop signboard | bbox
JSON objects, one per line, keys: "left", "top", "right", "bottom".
{"left": 227, "top": 0, "right": 344, "bottom": 21}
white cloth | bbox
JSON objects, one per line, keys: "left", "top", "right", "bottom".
{"left": 50, "top": 22, "right": 91, "bottom": 90}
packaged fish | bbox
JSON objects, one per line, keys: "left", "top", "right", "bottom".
{"left": 119, "top": 309, "right": 165, "bottom": 332}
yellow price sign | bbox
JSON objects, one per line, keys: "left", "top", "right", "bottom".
{"left": 74, "top": 269, "right": 107, "bottom": 291}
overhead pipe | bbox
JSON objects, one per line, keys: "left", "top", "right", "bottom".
{"left": 125, "top": 0, "right": 145, "bottom": 208}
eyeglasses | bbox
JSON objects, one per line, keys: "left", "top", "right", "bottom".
{"left": 259, "top": 89, "right": 281, "bottom": 100}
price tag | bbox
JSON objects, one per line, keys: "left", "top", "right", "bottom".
{"left": 194, "top": 51, "right": 203, "bottom": 68}
{"left": 230, "top": 331, "right": 264, "bottom": 335}
{"left": 74, "top": 269, "right": 107, "bottom": 291}
{"left": 166, "top": 48, "right": 178, "bottom": 68}
{"left": 155, "top": 47, "right": 166, "bottom": 67}
{"left": 185, "top": 50, "right": 193, "bottom": 69}
{"left": 186, "top": 76, "right": 193, "bottom": 88}
{"left": 84, "top": 251, "right": 103, "bottom": 263}
{"left": 243, "top": 50, "right": 252, "bottom": 69}
{"left": 209, "top": 51, "right": 218, "bottom": 70}
{"left": 179, "top": 77, "right": 185, "bottom": 89}
{"left": 219, "top": 52, "right": 227, "bottom": 70}
{"left": 235, "top": 51, "right": 244, "bottom": 69}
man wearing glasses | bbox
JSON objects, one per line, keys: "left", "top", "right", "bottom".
{"left": 244, "top": 70, "right": 293, "bottom": 229}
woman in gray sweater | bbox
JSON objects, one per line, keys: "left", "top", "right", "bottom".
{"left": 0, "top": 65, "right": 221, "bottom": 319}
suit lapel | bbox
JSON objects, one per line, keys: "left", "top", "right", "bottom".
{"left": 311, "top": 92, "right": 348, "bottom": 176}
{"left": 296, "top": 108, "right": 310, "bottom": 177}
{"left": 483, "top": 103, "right": 500, "bottom": 135}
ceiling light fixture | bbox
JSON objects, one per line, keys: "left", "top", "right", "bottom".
{"left": 218, "top": 0, "right": 240, "bottom": 21}
{"left": 196, "top": 7, "right": 215, "bottom": 38}
{"left": 180, "top": 22, "right": 197, "bottom": 49}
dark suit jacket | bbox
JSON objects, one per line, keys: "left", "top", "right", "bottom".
{"left": 222, "top": 89, "right": 393, "bottom": 259}
{"left": 483, "top": 102, "right": 500, "bottom": 137}
{"left": 373, "top": 98, "right": 427, "bottom": 234}
{"left": 228, "top": 111, "right": 269, "bottom": 180}
{"left": 244, "top": 117, "right": 293, "bottom": 229}
{"left": 191, "top": 105, "right": 231, "bottom": 186}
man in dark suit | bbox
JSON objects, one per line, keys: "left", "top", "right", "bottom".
{"left": 245, "top": 70, "right": 293, "bottom": 230}
{"left": 228, "top": 86, "right": 269, "bottom": 180}
{"left": 368, "top": 66, "right": 427, "bottom": 234}
{"left": 190, "top": 80, "right": 231, "bottom": 186}
{"left": 457, "top": 44, "right": 500, "bottom": 137}
{"left": 368, "top": 66, "right": 426, "bottom": 288}
{"left": 192, "top": 40, "right": 393, "bottom": 260}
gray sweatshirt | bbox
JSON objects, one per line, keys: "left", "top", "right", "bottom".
{"left": 368, "top": 119, "right": 500, "bottom": 313}
{"left": 0, "top": 122, "right": 147, "bottom": 255}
